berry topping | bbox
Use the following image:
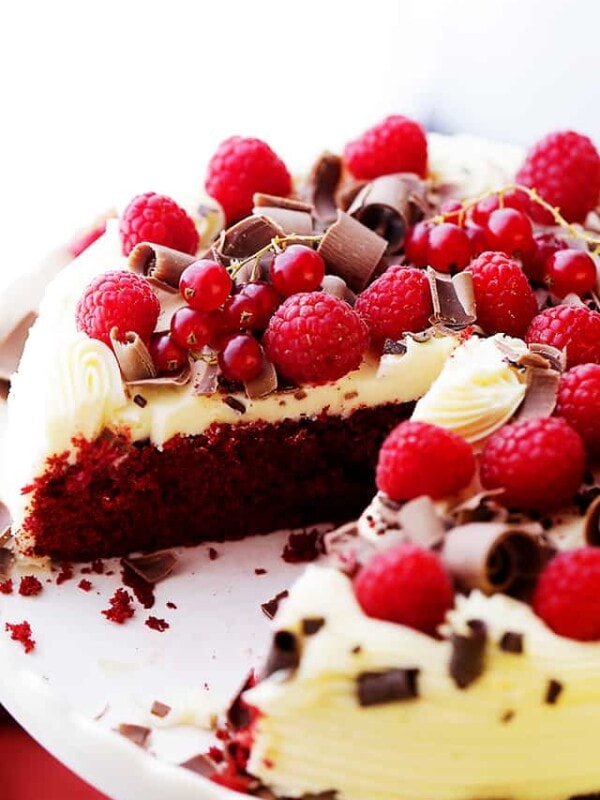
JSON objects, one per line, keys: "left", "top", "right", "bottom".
{"left": 404, "top": 221, "right": 432, "bottom": 267}
{"left": 149, "top": 333, "right": 188, "bottom": 374}
{"left": 119, "top": 192, "right": 199, "bottom": 257}
{"left": 376, "top": 421, "right": 476, "bottom": 502}
{"left": 222, "top": 292, "right": 259, "bottom": 332}
{"left": 343, "top": 115, "right": 428, "bottom": 180}
{"left": 270, "top": 245, "right": 325, "bottom": 297}
{"left": 426, "top": 222, "right": 472, "bottom": 273}
{"left": 466, "top": 251, "right": 538, "bottom": 337}
{"left": 205, "top": 136, "right": 292, "bottom": 224}
{"left": 170, "top": 306, "right": 220, "bottom": 350}
{"left": 179, "top": 260, "right": 232, "bottom": 311}
{"left": 544, "top": 249, "right": 597, "bottom": 298}
{"left": 533, "top": 548, "right": 600, "bottom": 641}
{"left": 355, "top": 265, "right": 432, "bottom": 343}
{"left": 465, "top": 222, "right": 488, "bottom": 257}
{"left": 354, "top": 544, "right": 454, "bottom": 635}
{"left": 483, "top": 208, "right": 534, "bottom": 259}
{"left": 263, "top": 292, "right": 368, "bottom": 385}
{"left": 516, "top": 130, "right": 600, "bottom": 224}
{"left": 522, "top": 231, "right": 568, "bottom": 283}
{"left": 218, "top": 334, "right": 264, "bottom": 382}
{"left": 75, "top": 270, "right": 160, "bottom": 348}
{"left": 525, "top": 305, "right": 600, "bottom": 368}
{"left": 480, "top": 417, "right": 585, "bottom": 511}
{"left": 236, "top": 282, "right": 281, "bottom": 330}
{"left": 556, "top": 364, "right": 600, "bottom": 456}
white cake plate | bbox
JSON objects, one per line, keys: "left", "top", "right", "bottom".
{"left": 0, "top": 502, "right": 311, "bottom": 799}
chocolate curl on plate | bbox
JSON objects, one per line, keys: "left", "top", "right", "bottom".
{"left": 301, "top": 151, "right": 344, "bottom": 224}
{"left": 110, "top": 329, "right": 157, "bottom": 382}
{"left": 441, "top": 522, "right": 544, "bottom": 596}
{"left": 584, "top": 495, "right": 600, "bottom": 546}
{"left": 190, "top": 359, "right": 220, "bottom": 396}
{"left": 427, "top": 268, "right": 477, "bottom": 329}
{"left": 128, "top": 242, "right": 196, "bottom": 287}
{"left": 253, "top": 193, "right": 314, "bottom": 236}
{"left": 321, "top": 274, "right": 357, "bottom": 305}
{"left": 146, "top": 277, "right": 187, "bottom": 333}
{"left": 212, "top": 215, "right": 284, "bottom": 268}
{"left": 317, "top": 211, "right": 387, "bottom": 293}
{"left": 244, "top": 353, "right": 278, "bottom": 399}
{"left": 347, "top": 173, "right": 429, "bottom": 254}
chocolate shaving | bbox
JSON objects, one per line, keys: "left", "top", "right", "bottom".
{"left": 500, "top": 709, "right": 515, "bottom": 723}
{"left": 213, "top": 216, "right": 284, "bottom": 267}
{"left": 117, "top": 723, "right": 151, "bottom": 748}
{"left": 127, "top": 362, "right": 191, "bottom": 387}
{"left": 397, "top": 496, "right": 445, "bottom": 549}
{"left": 449, "top": 619, "right": 488, "bottom": 689}
{"left": 528, "top": 342, "right": 566, "bottom": 373}
{"left": 254, "top": 193, "right": 313, "bottom": 213}
{"left": 244, "top": 354, "right": 278, "bottom": 399}
{"left": 302, "top": 151, "right": 343, "bottom": 224}
{"left": 150, "top": 700, "right": 171, "bottom": 718}
{"left": 545, "top": 678, "right": 563, "bottom": 705}
{"left": 122, "top": 550, "right": 177, "bottom": 584}
{"left": 0, "top": 519, "right": 12, "bottom": 547}
{"left": 427, "top": 268, "right": 476, "bottom": 328}
{"left": 441, "top": 522, "right": 544, "bottom": 596}
{"left": 584, "top": 495, "right": 600, "bottom": 546}
{"left": 128, "top": 242, "right": 196, "bottom": 287}
{"left": 357, "top": 668, "right": 419, "bottom": 707}
{"left": 382, "top": 339, "right": 408, "bottom": 356}
{"left": 180, "top": 754, "right": 217, "bottom": 778}
{"left": 317, "top": 211, "right": 387, "bottom": 293}
{"left": 253, "top": 194, "right": 313, "bottom": 235}
{"left": 110, "top": 329, "right": 156, "bottom": 382}
{"left": 321, "top": 274, "right": 354, "bottom": 304}
{"left": 347, "top": 173, "right": 429, "bottom": 254}
{"left": 133, "top": 394, "right": 147, "bottom": 408}
{"left": 516, "top": 366, "right": 560, "bottom": 419}
{"left": 499, "top": 631, "right": 524, "bottom": 654}
{"left": 261, "top": 630, "right": 300, "bottom": 679}
{"left": 0, "top": 547, "right": 14, "bottom": 580}
{"left": 191, "top": 359, "right": 220, "bottom": 395}
{"left": 223, "top": 395, "right": 246, "bottom": 414}
{"left": 302, "top": 617, "right": 325, "bottom": 636}
{"left": 227, "top": 671, "right": 255, "bottom": 730}
{"left": 146, "top": 277, "right": 187, "bottom": 332}
{"left": 261, "top": 589, "right": 289, "bottom": 620}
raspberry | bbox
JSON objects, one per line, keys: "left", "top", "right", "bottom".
{"left": 516, "top": 131, "right": 600, "bottom": 224}
{"left": 480, "top": 417, "right": 585, "bottom": 511}
{"left": 263, "top": 292, "right": 368, "bottom": 385}
{"left": 525, "top": 305, "right": 600, "bottom": 368}
{"left": 76, "top": 270, "right": 160, "bottom": 348}
{"left": 355, "top": 265, "right": 432, "bottom": 343}
{"left": 343, "top": 115, "right": 427, "bottom": 180}
{"left": 466, "top": 251, "right": 538, "bottom": 337}
{"left": 556, "top": 364, "right": 600, "bottom": 455}
{"left": 533, "top": 549, "right": 600, "bottom": 641}
{"left": 205, "top": 136, "right": 292, "bottom": 224}
{"left": 119, "top": 192, "right": 199, "bottom": 257}
{"left": 376, "top": 421, "right": 476, "bottom": 502}
{"left": 354, "top": 544, "right": 454, "bottom": 635}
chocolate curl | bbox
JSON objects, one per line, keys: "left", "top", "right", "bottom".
{"left": 244, "top": 354, "right": 278, "bottom": 399}
{"left": 516, "top": 366, "right": 560, "bottom": 420}
{"left": 317, "top": 211, "right": 387, "bottom": 293}
{"left": 213, "top": 215, "right": 284, "bottom": 268}
{"left": 528, "top": 342, "right": 566, "bottom": 373}
{"left": 441, "top": 522, "right": 544, "bottom": 595}
{"left": 146, "top": 277, "right": 186, "bottom": 332}
{"left": 427, "top": 268, "right": 477, "bottom": 328}
{"left": 190, "top": 359, "right": 219, "bottom": 395}
{"left": 128, "top": 243, "right": 196, "bottom": 287}
{"left": 253, "top": 193, "right": 314, "bottom": 236}
{"left": 584, "top": 495, "right": 600, "bottom": 546}
{"left": 110, "top": 329, "right": 156, "bottom": 382}
{"left": 128, "top": 364, "right": 191, "bottom": 387}
{"left": 122, "top": 550, "right": 177, "bottom": 583}
{"left": 301, "top": 151, "right": 343, "bottom": 224}
{"left": 397, "top": 496, "right": 446, "bottom": 549}
{"left": 321, "top": 274, "right": 357, "bottom": 305}
{"left": 347, "top": 173, "right": 429, "bottom": 254}
{"left": 449, "top": 620, "right": 487, "bottom": 689}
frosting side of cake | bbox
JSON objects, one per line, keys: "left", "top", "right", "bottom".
{"left": 246, "top": 566, "right": 600, "bottom": 800}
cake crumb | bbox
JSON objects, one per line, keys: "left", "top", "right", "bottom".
{"left": 254, "top": 568, "right": 267, "bottom": 575}
{"left": 282, "top": 529, "right": 324, "bottom": 563}
{"left": 55, "top": 563, "right": 74, "bottom": 585}
{"left": 208, "top": 547, "right": 219, "bottom": 561}
{"left": 78, "top": 579, "right": 92, "bottom": 592}
{"left": 102, "top": 588, "right": 135, "bottom": 624}
{"left": 5, "top": 621, "right": 35, "bottom": 653}
{"left": 18, "top": 575, "right": 43, "bottom": 596}
{"left": 0, "top": 579, "right": 13, "bottom": 594}
{"left": 145, "top": 616, "right": 169, "bottom": 632}
{"left": 166, "top": 601, "right": 177, "bottom": 610}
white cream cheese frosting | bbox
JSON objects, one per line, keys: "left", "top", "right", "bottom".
{"left": 246, "top": 566, "right": 600, "bottom": 800}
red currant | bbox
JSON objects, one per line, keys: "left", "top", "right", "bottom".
{"left": 270, "top": 245, "right": 325, "bottom": 296}
{"left": 405, "top": 221, "right": 432, "bottom": 267}
{"left": 502, "top": 187, "right": 532, "bottom": 215}
{"left": 218, "top": 333, "right": 263, "bottom": 382}
{"left": 238, "top": 281, "right": 281, "bottom": 329}
{"left": 439, "top": 200, "right": 464, "bottom": 226}
{"left": 465, "top": 223, "right": 487, "bottom": 257}
{"left": 170, "top": 306, "right": 220, "bottom": 350}
{"left": 222, "top": 292, "right": 259, "bottom": 330}
{"left": 149, "top": 332, "right": 188, "bottom": 374}
{"left": 472, "top": 189, "right": 531, "bottom": 227}
{"left": 426, "top": 223, "right": 471, "bottom": 273}
{"left": 484, "top": 208, "right": 534, "bottom": 258}
{"left": 522, "top": 232, "right": 568, "bottom": 283}
{"left": 179, "top": 260, "right": 232, "bottom": 311}
{"left": 544, "top": 249, "right": 598, "bottom": 298}
{"left": 472, "top": 195, "right": 500, "bottom": 226}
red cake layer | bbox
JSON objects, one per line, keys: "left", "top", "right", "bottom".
{"left": 22, "top": 401, "right": 414, "bottom": 561}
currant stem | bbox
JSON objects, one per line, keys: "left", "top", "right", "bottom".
{"left": 228, "top": 234, "right": 324, "bottom": 280}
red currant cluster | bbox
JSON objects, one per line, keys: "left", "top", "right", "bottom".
{"left": 406, "top": 187, "right": 598, "bottom": 299}
{"left": 150, "top": 244, "right": 326, "bottom": 382}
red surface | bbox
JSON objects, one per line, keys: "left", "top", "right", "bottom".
{"left": 0, "top": 711, "right": 108, "bottom": 800}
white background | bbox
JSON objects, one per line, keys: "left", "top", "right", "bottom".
{"left": 1, "top": 0, "right": 599, "bottom": 286}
